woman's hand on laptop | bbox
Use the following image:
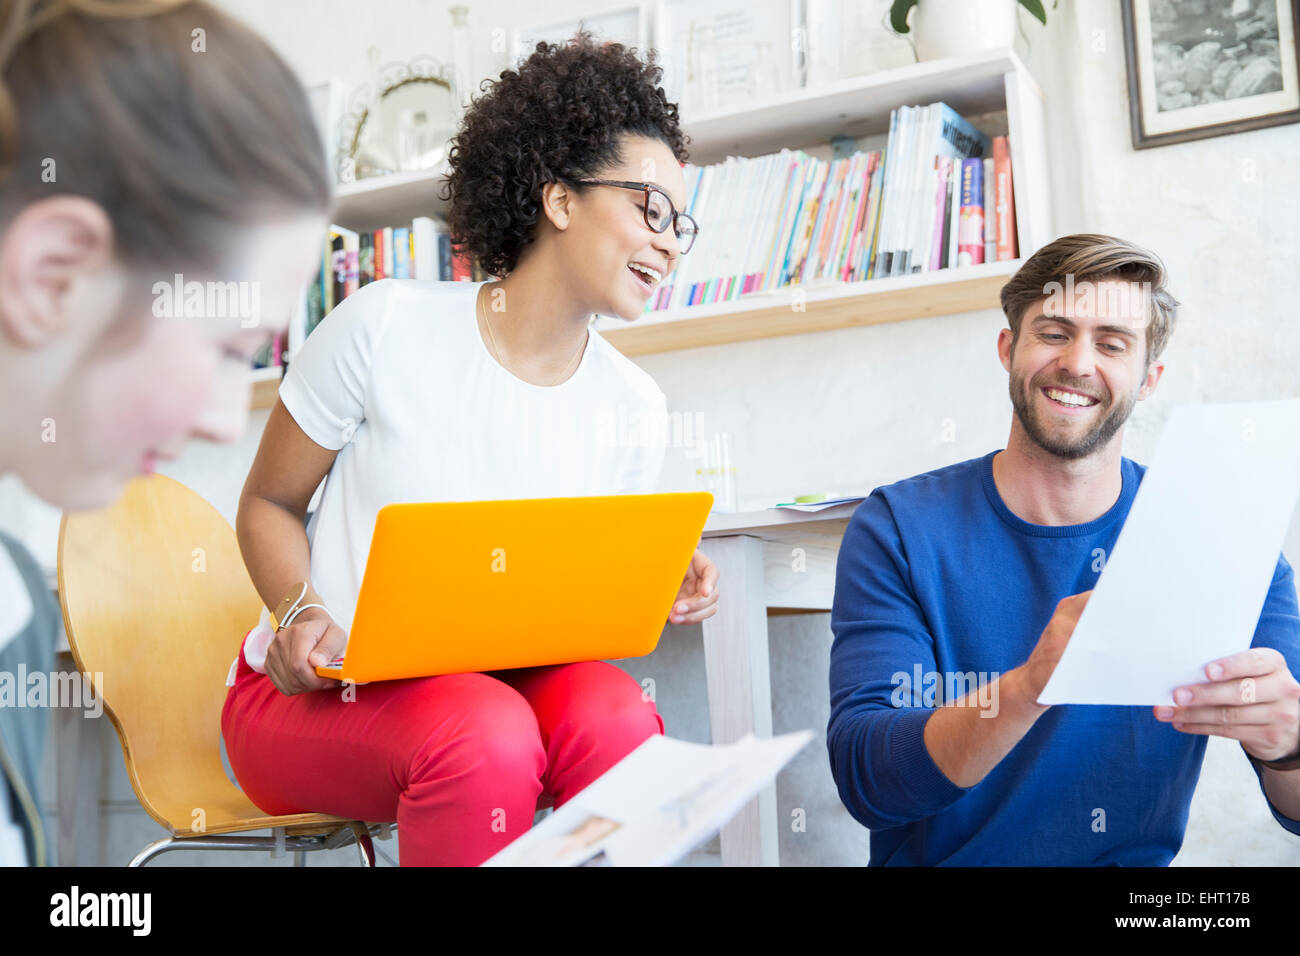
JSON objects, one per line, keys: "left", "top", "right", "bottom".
{"left": 669, "top": 549, "right": 719, "bottom": 625}
{"left": 264, "top": 607, "right": 348, "bottom": 695}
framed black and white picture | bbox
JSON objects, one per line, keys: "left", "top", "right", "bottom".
{"left": 1122, "top": 0, "right": 1300, "bottom": 149}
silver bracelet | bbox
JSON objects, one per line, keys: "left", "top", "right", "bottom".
{"left": 281, "top": 603, "right": 330, "bottom": 628}
{"left": 274, "top": 582, "right": 309, "bottom": 632}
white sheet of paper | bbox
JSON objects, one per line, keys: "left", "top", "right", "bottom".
{"left": 1038, "top": 397, "right": 1300, "bottom": 707}
{"left": 481, "top": 730, "right": 812, "bottom": 866}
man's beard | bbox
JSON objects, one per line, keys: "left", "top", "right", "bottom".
{"left": 1008, "top": 366, "right": 1136, "bottom": 461}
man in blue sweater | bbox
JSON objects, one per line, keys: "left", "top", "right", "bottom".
{"left": 828, "top": 234, "right": 1300, "bottom": 865}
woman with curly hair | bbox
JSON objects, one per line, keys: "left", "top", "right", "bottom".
{"left": 222, "top": 31, "right": 718, "bottom": 866}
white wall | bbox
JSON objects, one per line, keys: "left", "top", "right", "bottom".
{"left": 6, "top": 0, "right": 1299, "bottom": 865}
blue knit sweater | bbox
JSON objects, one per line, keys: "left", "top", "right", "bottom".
{"left": 828, "top": 451, "right": 1300, "bottom": 865}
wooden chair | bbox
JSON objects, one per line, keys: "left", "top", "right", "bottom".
{"left": 57, "top": 473, "right": 394, "bottom": 866}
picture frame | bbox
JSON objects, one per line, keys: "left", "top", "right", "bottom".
{"left": 1121, "top": 0, "right": 1300, "bottom": 149}
{"left": 654, "top": 0, "right": 801, "bottom": 115}
{"left": 511, "top": 3, "right": 653, "bottom": 66}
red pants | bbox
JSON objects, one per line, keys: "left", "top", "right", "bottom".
{"left": 221, "top": 630, "right": 664, "bottom": 865}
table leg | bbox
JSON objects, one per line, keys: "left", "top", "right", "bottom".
{"left": 698, "top": 533, "right": 777, "bottom": 866}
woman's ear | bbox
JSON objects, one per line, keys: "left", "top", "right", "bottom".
{"left": 539, "top": 180, "right": 575, "bottom": 232}
{"left": 0, "top": 196, "right": 113, "bottom": 348}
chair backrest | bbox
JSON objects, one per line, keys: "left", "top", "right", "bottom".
{"left": 58, "top": 474, "right": 264, "bottom": 832}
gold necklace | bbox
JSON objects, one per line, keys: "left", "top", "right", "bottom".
{"left": 478, "top": 282, "right": 587, "bottom": 383}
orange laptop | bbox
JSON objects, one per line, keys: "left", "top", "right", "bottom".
{"left": 315, "top": 492, "right": 714, "bottom": 682}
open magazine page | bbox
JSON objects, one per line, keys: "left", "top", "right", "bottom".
{"left": 483, "top": 731, "right": 813, "bottom": 866}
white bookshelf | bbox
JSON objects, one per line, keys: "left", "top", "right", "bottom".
{"left": 251, "top": 46, "right": 1051, "bottom": 405}
{"left": 677, "top": 47, "right": 1049, "bottom": 253}
{"left": 596, "top": 46, "right": 1050, "bottom": 356}
{"left": 334, "top": 164, "right": 450, "bottom": 233}
{"left": 594, "top": 258, "right": 1024, "bottom": 355}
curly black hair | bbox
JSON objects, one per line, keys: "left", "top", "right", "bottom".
{"left": 440, "top": 30, "right": 690, "bottom": 278}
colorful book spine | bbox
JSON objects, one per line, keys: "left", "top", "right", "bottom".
{"left": 993, "top": 136, "right": 1018, "bottom": 261}
{"left": 319, "top": 241, "right": 333, "bottom": 325}
{"left": 330, "top": 232, "right": 346, "bottom": 306}
{"left": 846, "top": 153, "right": 876, "bottom": 282}
{"left": 862, "top": 153, "right": 885, "bottom": 280}
{"left": 945, "top": 165, "right": 959, "bottom": 269}
{"left": 343, "top": 232, "right": 359, "bottom": 297}
{"left": 437, "top": 232, "right": 451, "bottom": 282}
{"left": 392, "top": 226, "right": 410, "bottom": 279}
{"left": 834, "top": 154, "right": 865, "bottom": 282}
{"left": 928, "top": 157, "right": 950, "bottom": 272}
{"left": 381, "top": 226, "right": 394, "bottom": 278}
{"left": 957, "top": 157, "right": 985, "bottom": 266}
{"left": 373, "top": 229, "right": 386, "bottom": 281}
{"left": 359, "top": 232, "right": 373, "bottom": 286}
{"left": 305, "top": 258, "right": 324, "bottom": 338}
{"left": 783, "top": 157, "right": 827, "bottom": 286}
{"left": 982, "top": 157, "right": 996, "bottom": 263}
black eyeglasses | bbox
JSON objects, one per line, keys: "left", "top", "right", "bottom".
{"left": 576, "top": 179, "right": 699, "bottom": 255}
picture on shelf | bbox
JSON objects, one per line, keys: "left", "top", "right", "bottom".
{"left": 512, "top": 3, "right": 651, "bottom": 65}
{"left": 804, "top": 0, "right": 915, "bottom": 86}
{"left": 654, "top": 0, "right": 800, "bottom": 112}
{"left": 1122, "top": 0, "right": 1300, "bottom": 148}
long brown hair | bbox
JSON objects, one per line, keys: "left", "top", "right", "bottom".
{"left": 0, "top": 0, "right": 332, "bottom": 272}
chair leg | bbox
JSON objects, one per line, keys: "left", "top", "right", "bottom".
{"left": 349, "top": 823, "right": 376, "bottom": 867}
{"left": 130, "top": 832, "right": 329, "bottom": 866}
{"left": 129, "top": 837, "right": 182, "bottom": 867}
{"left": 129, "top": 825, "right": 388, "bottom": 866}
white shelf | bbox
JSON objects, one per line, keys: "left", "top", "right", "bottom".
{"left": 249, "top": 366, "right": 282, "bottom": 410}
{"left": 334, "top": 163, "right": 450, "bottom": 233}
{"left": 595, "top": 259, "right": 1022, "bottom": 356}
{"left": 681, "top": 48, "right": 1040, "bottom": 164}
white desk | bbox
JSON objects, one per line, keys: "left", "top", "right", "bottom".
{"left": 698, "top": 502, "right": 857, "bottom": 866}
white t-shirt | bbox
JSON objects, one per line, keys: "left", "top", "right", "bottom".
{"left": 230, "top": 278, "right": 667, "bottom": 679}
{"left": 0, "top": 543, "right": 34, "bottom": 865}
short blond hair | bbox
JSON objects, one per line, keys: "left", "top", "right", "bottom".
{"left": 1000, "top": 234, "right": 1179, "bottom": 366}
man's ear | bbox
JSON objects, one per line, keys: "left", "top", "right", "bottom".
{"left": 1138, "top": 358, "right": 1165, "bottom": 400}
{"left": 0, "top": 196, "right": 114, "bottom": 348}
{"left": 997, "top": 327, "right": 1014, "bottom": 373}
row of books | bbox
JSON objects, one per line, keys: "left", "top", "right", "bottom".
{"left": 303, "top": 218, "right": 490, "bottom": 339}
{"left": 284, "top": 100, "right": 1018, "bottom": 366}
{"left": 646, "top": 101, "right": 1017, "bottom": 313}
{"left": 249, "top": 332, "right": 287, "bottom": 372}
{"left": 874, "top": 103, "right": 1018, "bottom": 277}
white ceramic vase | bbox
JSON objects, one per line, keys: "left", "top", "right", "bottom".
{"left": 912, "top": 0, "right": 1018, "bottom": 62}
